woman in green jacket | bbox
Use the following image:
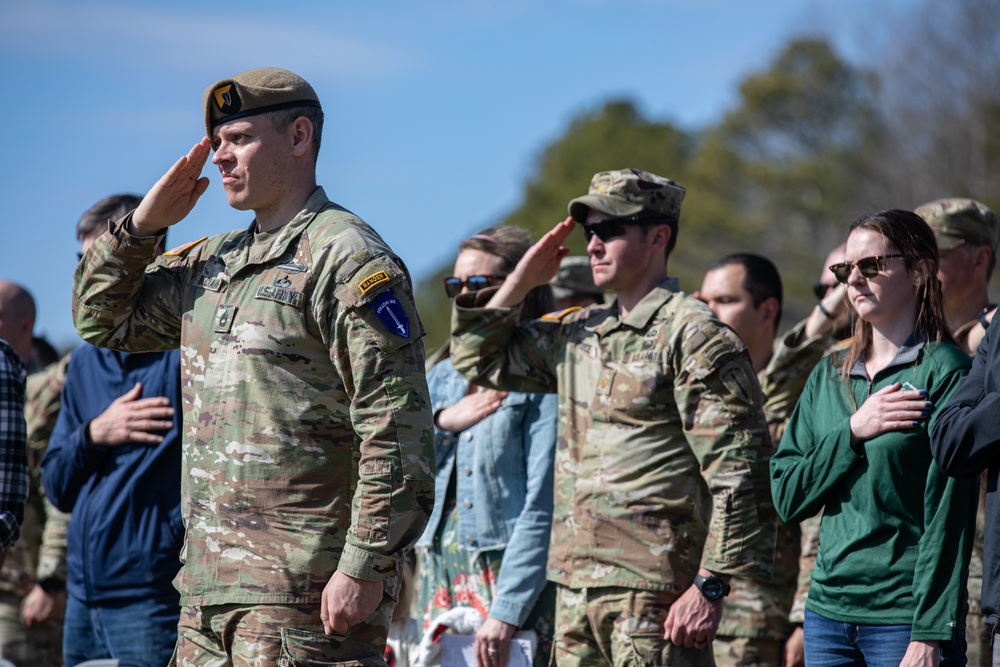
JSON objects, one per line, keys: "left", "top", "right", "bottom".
{"left": 770, "top": 209, "right": 976, "bottom": 667}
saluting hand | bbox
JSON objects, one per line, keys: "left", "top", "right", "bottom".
{"left": 131, "top": 138, "right": 212, "bottom": 236}
{"left": 87, "top": 382, "right": 175, "bottom": 447}
{"left": 486, "top": 217, "right": 575, "bottom": 309}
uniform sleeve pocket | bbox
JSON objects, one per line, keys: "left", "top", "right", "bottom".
{"left": 356, "top": 459, "right": 393, "bottom": 543}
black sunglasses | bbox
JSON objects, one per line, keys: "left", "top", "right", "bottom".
{"left": 829, "top": 254, "right": 904, "bottom": 284}
{"left": 581, "top": 215, "right": 674, "bottom": 243}
{"left": 443, "top": 274, "right": 504, "bottom": 299}
{"left": 812, "top": 281, "right": 836, "bottom": 300}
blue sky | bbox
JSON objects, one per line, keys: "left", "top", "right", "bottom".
{"left": 0, "top": 0, "right": 896, "bottom": 348}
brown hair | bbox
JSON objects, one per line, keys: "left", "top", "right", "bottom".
{"left": 839, "top": 209, "right": 954, "bottom": 384}
{"left": 459, "top": 225, "right": 554, "bottom": 322}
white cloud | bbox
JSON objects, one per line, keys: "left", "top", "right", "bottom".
{"left": 1, "top": 0, "right": 419, "bottom": 82}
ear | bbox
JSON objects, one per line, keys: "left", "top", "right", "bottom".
{"left": 759, "top": 297, "right": 779, "bottom": 328}
{"left": 289, "top": 117, "right": 314, "bottom": 158}
{"left": 972, "top": 246, "right": 993, "bottom": 274}
{"left": 649, "top": 224, "right": 671, "bottom": 253}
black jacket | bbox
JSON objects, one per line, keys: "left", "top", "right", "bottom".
{"left": 931, "top": 322, "right": 1000, "bottom": 624}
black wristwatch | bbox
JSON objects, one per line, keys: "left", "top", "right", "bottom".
{"left": 694, "top": 574, "right": 730, "bottom": 601}
{"left": 37, "top": 576, "right": 65, "bottom": 595}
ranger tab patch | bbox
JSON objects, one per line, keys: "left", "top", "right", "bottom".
{"left": 370, "top": 289, "right": 409, "bottom": 338}
{"left": 358, "top": 270, "right": 390, "bottom": 295}
{"left": 163, "top": 236, "right": 208, "bottom": 257}
{"left": 541, "top": 306, "right": 582, "bottom": 322}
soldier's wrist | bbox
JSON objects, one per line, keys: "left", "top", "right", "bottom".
{"left": 37, "top": 576, "right": 65, "bottom": 595}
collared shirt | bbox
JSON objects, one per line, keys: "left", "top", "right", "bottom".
{"left": 451, "top": 278, "right": 775, "bottom": 591}
{"left": 0, "top": 338, "right": 29, "bottom": 550}
{"left": 0, "top": 355, "right": 71, "bottom": 597}
{"left": 72, "top": 187, "right": 435, "bottom": 606}
{"left": 773, "top": 338, "right": 974, "bottom": 641}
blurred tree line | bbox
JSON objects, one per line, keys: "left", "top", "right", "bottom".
{"left": 417, "top": 0, "right": 1000, "bottom": 352}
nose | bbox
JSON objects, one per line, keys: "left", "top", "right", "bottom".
{"left": 846, "top": 264, "right": 866, "bottom": 286}
{"left": 211, "top": 142, "right": 230, "bottom": 166}
{"left": 586, "top": 232, "right": 604, "bottom": 255}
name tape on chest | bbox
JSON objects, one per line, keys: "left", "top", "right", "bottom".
{"left": 255, "top": 284, "right": 304, "bottom": 308}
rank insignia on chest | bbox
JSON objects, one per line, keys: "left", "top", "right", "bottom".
{"left": 215, "top": 304, "right": 236, "bottom": 333}
{"left": 370, "top": 289, "right": 409, "bottom": 338}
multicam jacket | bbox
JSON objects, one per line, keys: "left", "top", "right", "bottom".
{"left": 451, "top": 278, "right": 775, "bottom": 592}
{"left": 718, "top": 319, "right": 828, "bottom": 640}
{"left": 72, "top": 187, "right": 435, "bottom": 606}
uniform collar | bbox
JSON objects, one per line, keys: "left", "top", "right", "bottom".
{"left": 219, "top": 187, "right": 330, "bottom": 272}
{"left": 592, "top": 277, "right": 681, "bottom": 335}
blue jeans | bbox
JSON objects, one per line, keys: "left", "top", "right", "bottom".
{"left": 804, "top": 609, "right": 966, "bottom": 667}
{"left": 64, "top": 594, "right": 179, "bottom": 667}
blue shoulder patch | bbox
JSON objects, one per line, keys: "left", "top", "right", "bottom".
{"left": 370, "top": 289, "right": 409, "bottom": 338}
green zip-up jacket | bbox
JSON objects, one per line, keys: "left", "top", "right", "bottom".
{"left": 770, "top": 339, "right": 974, "bottom": 641}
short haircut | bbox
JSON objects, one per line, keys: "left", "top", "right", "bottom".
{"left": 711, "top": 252, "right": 784, "bottom": 331}
{"left": 31, "top": 335, "right": 60, "bottom": 368}
{"left": 77, "top": 194, "right": 143, "bottom": 241}
{"left": 270, "top": 105, "right": 324, "bottom": 159}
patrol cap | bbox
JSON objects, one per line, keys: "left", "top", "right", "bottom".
{"left": 568, "top": 169, "right": 685, "bottom": 224}
{"left": 550, "top": 256, "right": 602, "bottom": 300}
{"left": 203, "top": 67, "right": 321, "bottom": 146}
{"left": 914, "top": 198, "right": 998, "bottom": 252}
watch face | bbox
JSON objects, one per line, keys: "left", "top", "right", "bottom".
{"left": 701, "top": 577, "right": 727, "bottom": 600}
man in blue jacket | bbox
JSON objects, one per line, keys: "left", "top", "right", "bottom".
{"left": 41, "top": 194, "right": 183, "bottom": 667}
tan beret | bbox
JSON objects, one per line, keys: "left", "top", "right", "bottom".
{"left": 203, "top": 67, "right": 320, "bottom": 146}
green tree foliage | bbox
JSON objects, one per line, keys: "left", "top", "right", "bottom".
{"left": 418, "top": 9, "right": 1000, "bottom": 355}
{"left": 417, "top": 100, "right": 693, "bottom": 353}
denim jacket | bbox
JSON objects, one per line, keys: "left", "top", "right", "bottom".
{"left": 417, "top": 359, "right": 556, "bottom": 627}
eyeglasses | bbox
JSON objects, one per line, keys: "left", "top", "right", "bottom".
{"left": 581, "top": 215, "right": 674, "bottom": 243}
{"left": 812, "top": 282, "right": 837, "bottom": 300}
{"left": 443, "top": 274, "right": 505, "bottom": 299}
{"left": 829, "top": 254, "right": 904, "bottom": 284}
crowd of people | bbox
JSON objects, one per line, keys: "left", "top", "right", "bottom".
{"left": 0, "top": 65, "right": 996, "bottom": 667}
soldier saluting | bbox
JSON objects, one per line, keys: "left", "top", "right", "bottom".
{"left": 449, "top": 169, "right": 776, "bottom": 666}
{"left": 72, "top": 67, "right": 435, "bottom": 665}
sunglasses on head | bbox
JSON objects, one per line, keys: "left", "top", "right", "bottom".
{"left": 828, "top": 254, "right": 904, "bottom": 284}
{"left": 443, "top": 274, "right": 504, "bottom": 299}
{"left": 581, "top": 215, "right": 673, "bottom": 243}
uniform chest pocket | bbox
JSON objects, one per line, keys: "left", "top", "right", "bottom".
{"left": 601, "top": 351, "right": 668, "bottom": 415}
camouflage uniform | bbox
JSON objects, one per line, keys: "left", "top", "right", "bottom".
{"left": 72, "top": 187, "right": 435, "bottom": 664}
{"left": 0, "top": 356, "right": 70, "bottom": 666}
{"left": 451, "top": 278, "right": 776, "bottom": 666}
{"left": 714, "top": 320, "right": 827, "bottom": 667}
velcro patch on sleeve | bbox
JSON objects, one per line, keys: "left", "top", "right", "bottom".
{"left": 163, "top": 236, "right": 208, "bottom": 257}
